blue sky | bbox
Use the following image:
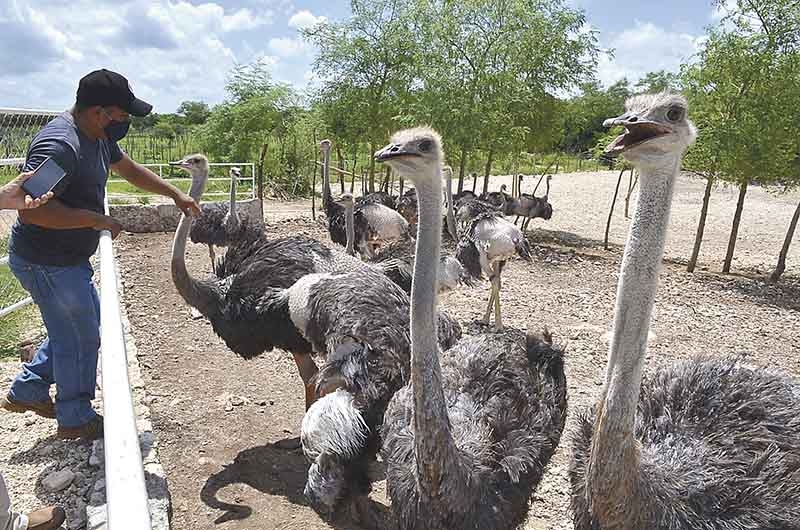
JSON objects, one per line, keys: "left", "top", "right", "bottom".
{"left": 0, "top": 0, "right": 732, "bottom": 113}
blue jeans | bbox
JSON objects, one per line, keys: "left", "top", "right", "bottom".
{"left": 7, "top": 253, "right": 100, "bottom": 428}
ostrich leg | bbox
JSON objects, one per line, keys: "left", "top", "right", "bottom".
{"left": 292, "top": 353, "right": 320, "bottom": 410}
{"left": 208, "top": 245, "right": 216, "bottom": 271}
{"left": 482, "top": 281, "right": 497, "bottom": 326}
{"left": 493, "top": 262, "right": 503, "bottom": 331}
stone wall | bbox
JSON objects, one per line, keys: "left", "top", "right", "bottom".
{"left": 109, "top": 199, "right": 263, "bottom": 233}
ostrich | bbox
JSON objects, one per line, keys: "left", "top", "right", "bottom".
{"left": 376, "top": 126, "right": 567, "bottom": 530}
{"left": 288, "top": 240, "right": 464, "bottom": 519}
{"left": 455, "top": 205, "right": 530, "bottom": 330}
{"left": 337, "top": 191, "right": 471, "bottom": 293}
{"left": 570, "top": 93, "right": 800, "bottom": 530}
{"left": 188, "top": 166, "right": 242, "bottom": 270}
{"left": 509, "top": 175, "right": 553, "bottom": 231}
{"left": 320, "top": 140, "right": 410, "bottom": 257}
{"left": 170, "top": 155, "right": 429, "bottom": 409}
{"left": 443, "top": 166, "right": 458, "bottom": 241}
{"left": 480, "top": 183, "right": 511, "bottom": 209}
{"left": 396, "top": 188, "right": 418, "bottom": 232}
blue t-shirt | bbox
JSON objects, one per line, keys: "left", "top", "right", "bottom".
{"left": 9, "top": 112, "right": 123, "bottom": 266}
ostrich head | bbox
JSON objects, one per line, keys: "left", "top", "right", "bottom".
{"left": 319, "top": 139, "right": 332, "bottom": 153}
{"left": 374, "top": 126, "right": 443, "bottom": 179}
{"left": 333, "top": 192, "right": 354, "bottom": 208}
{"left": 230, "top": 166, "right": 241, "bottom": 181}
{"left": 301, "top": 389, "right": 369, "bottom": 511}
{"left": 604, "top": 92, "right": 696, "bottom": 166}
{"left": 170, "top": 154, "right": 209, "bottom": 199}
{"left": 170, "top": 153, "right": 208, "bottom": 176}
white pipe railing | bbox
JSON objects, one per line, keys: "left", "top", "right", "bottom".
{"left": 98, "top": 197, "right": 151, "bottom": 530}
{"left": 107, "top": 162, "right": 257, "bottom": 201}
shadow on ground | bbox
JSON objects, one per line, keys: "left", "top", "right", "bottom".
{"left": 200, "top": 439, "right": 388, "bottom": 530}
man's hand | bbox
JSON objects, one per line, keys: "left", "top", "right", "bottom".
{"left": 174, "top": 192, "right": 201, "bottom": 217}
{"left": 93, "top": 214, "right": 123, "bottom": 239}
{"left": 0, "top": 172, "right": 54, "bottom": 210}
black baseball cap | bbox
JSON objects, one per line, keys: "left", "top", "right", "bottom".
{"left": 76, "top": 69, "right": 153, "bottom": 117}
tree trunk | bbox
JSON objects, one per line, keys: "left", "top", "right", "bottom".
{"left": 722, "top": 180, "right": 748, "bottom": 273}
{"left": 382, "top": 166, "right": 391, "bottom": 192}
{"left": 457, "top": 147, "right": 467, "bottom": 194}
{"left": 624, "top": 169, "right": 638, "bottom": 219}
{"left": 368, "top": 141, "right": 376, "bottom": 193}
{"left": 399, "top": 177, "right": 404, "bottom": 195}
{"left": 604, "top": 168, "right": 625, "bottom": 250}
{"left": 770, "top": 197, "right": 800, "bottom": 282}
{"left": 482, "top": 149, "right": 494, "bottom": 196}
{"left": 471, "top": 173, "right": 478, "bottom": 192}
{"left": 687, "top": 176, "right": 714, "bottom": 273}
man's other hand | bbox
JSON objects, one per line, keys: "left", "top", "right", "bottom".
{"left": 93, "top": 214, "right": 123, "bottom": 239}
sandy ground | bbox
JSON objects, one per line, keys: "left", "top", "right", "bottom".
{"left": 1, "top": 170, "right": 799, "bottom": 530}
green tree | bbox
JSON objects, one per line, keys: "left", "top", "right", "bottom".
{"left": 682, "top": 0, "right": 799, "bottom": 274}
{"left": 176, "top": 101, "right": 211, "bottom": 125}
{"left": 303, "top": 0, "right": 417, "bottom": 192}
{"left": 633, "top": 70, "right": 681, "bottom": 94}
{"left": 408, "top": 0, "right": 600, "bottom": 193}
{"left": 199, "top": 60, "right": 301, "bottom": 195}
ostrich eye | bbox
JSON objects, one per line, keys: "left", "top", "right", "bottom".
{"left": 418, "top": 140, "right": 432, "bottom": 152}
{"left": 666, "top": 107, "right": 684, "bottom": 122}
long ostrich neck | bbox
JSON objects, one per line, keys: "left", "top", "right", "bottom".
{"left": 226, "top": 172, "right": 239, "bottom": 231}
{"left": 171, "top": 168, "right": 218, "bottom": 316}
{"left": 344, "top": 202, "right": 355, "bottom": 256}
{"left": 411, "top": 163, "right": 459, "bottom": 503}
{"left": 322, "top": 148, "right": 332, "bottom": 213}
{"left": 444, "top": 169, "right": 457, "bottom": 240}
{"left": 590, "top": 155, "right": 681, "bottom": 510}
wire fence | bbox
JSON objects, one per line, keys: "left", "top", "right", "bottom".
{"left": 0, "top": 108, "right": 62, "bottom": 331}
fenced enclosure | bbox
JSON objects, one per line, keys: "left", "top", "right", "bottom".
{"left": 108, "top": 162, "right": 256, "bottom": 204}
{"left": 1, "top": 108, "right": 62, "bottom": 342}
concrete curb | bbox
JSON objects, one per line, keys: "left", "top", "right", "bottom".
{"left": 86, "top": 246, "right": 171, "bottom": 530}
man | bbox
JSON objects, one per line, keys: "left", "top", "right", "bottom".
{"left": 0, "top": 175, "right": 65, "bottom": 530}
{"left": 0, "top": 69, "right": 200, "bottom": 440}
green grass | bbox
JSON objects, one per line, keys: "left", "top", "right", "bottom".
{"left": 0, "top": 236, "right": 42, "bottom": 359}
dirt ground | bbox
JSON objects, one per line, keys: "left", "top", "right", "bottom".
{"left": 110, "top": 170, "right": 799, "bottom": 530}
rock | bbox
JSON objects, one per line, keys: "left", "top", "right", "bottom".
{"left": 42, "top": 469, "right": 75, "bottom": 492}
{"left": 230, "top": 395, "right": 245, "bottom": 406}
{"left": 190, "top": 307, "right": 203, "bottom": 319}
{"left": 23, "top": 411, "right": 37, "bottom": 426}
{"left": 38, "top": 444, "right": 54, "bottom": 457}
{"left": 73, "top": 471, "right": 86, "bottom": 486}
{"left": 198, "top": 457, "right": 210, "bottom": 466}
{"left": 224, "top": 403, "right": 233, "bottom": 412}
{"left": 93, "top": 478, "right": 106, "bottom": 492}
{"left": 90, "top": 492, "right": 105, "bottom": 506}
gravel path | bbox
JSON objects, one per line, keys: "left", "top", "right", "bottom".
{"left": 1, "top": 170, "right": 798, "bottom": 530}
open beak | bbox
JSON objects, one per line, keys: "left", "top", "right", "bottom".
{"left": 375, "top": 143, "right": 419, "bottom": 162}
{"left": 169, "top": 159, "right": 191, "bottom": 169}
{"left": 603, "top": 113, "right": 672, "bottom": 155}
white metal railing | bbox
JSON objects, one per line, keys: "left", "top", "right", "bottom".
{"left": 107, "top": 162, "right": 257, "bottom": 201}
{"left": 98, "top": 196, "right": 151, "bottom": 530}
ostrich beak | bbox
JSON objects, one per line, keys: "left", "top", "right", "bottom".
{"left": 603, "top": 113, "right": 673, "bottom": 155}
{"left": 374, "top": 143, "right": 419, "bottom": 162}
{"left": 169, "top": 159, "right": 191, "bottom": 169}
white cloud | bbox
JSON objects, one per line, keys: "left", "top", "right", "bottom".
{"left": 268, "top": 36, "right": 312, "bottom": 58}
{"left": 0, "top": 0, "right": 282, "bottom": 112}
{"left": 288, "top": 9, "right": 326, "bottom": 29}
{"left": 596, "top": 21, "right": 704, "bottom": 87}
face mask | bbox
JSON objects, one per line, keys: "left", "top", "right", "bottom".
{"left": 104, "top": 120, "right": 130, "bottom": 142}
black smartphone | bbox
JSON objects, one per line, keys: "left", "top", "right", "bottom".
{"left": 22, "top": 156, "right": 66, "bottom": 199}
